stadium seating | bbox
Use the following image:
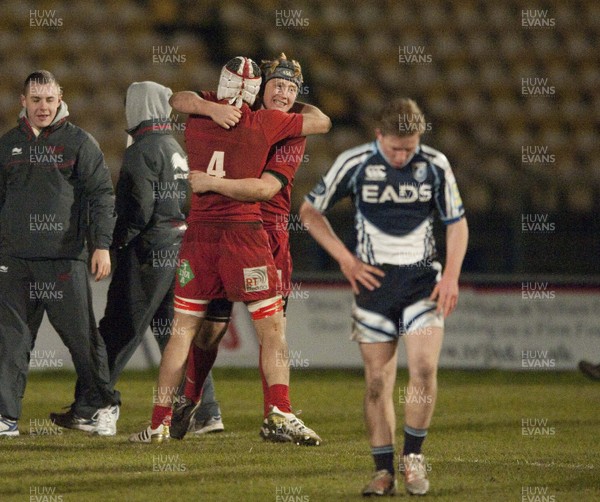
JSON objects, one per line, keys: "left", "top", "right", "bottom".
{"left": 0, "top": 0, "right": 597, "bottom": 272}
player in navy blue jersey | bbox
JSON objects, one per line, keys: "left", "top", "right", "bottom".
{"left": 300, "top": 98, "right": 468, "bottom": 496}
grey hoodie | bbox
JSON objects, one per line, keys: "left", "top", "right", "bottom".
{"left": 126, "top": 81, "right": 173, "bottom": 130}
{"left": 112, "top": 82, "right": 188, "bottom": 254}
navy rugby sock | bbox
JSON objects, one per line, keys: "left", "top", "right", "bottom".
{"left": 402, "top": 424, "right": 427, "bottom": 455}
{"left": 372, "top": 445, "right": 395, "bottom": 474}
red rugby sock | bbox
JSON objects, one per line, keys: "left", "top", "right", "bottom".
{"left": 151, "top": 405, "right": 172, "bottom": 429}
{"left": 268, "top": 384, "right": 291, "bottom": 413}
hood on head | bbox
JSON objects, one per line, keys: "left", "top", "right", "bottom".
{"left": 125, "top": 81, "right": 173, "bottom": 130}
{"left": 19, "top": 100, "right": 70, "bottom": 127}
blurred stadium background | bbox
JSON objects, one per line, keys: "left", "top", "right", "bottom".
{"left": 2, "top": 4, "right": 599, "bottom": 499}
{"left": 1, "top": 0, "right": 598, "bottom": 276}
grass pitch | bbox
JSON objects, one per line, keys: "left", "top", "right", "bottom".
{"left": 0, "top": 368, "right": 598, "bottom": 501}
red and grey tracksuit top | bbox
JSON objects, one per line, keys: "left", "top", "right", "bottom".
{"left": 0, "top": 111, "right": 115, "bottom": 261}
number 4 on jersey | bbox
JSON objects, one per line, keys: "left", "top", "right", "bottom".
{"left": 206, "top": 151, "right": 226, "bottom": 178}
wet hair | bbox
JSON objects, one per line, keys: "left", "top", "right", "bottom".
{"left": 22, "top": 70, "right": 62, "bottom": 96}
{"left": 378, "top": 97, "right": 426, "bottom": 137}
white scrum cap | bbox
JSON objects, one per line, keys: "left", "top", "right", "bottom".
{"left": 217, "top": 56, "right": 262, "bottom": 108}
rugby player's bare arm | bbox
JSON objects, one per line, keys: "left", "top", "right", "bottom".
{"left": 292, "top": 102, "right": 331, "bottom": 136}
{"left": 299, "top": 201, "right": 384, "bottom": 294}
{"left": 430, "top": 217, "right": 469, "bottom": 318}
{"left": 169, "top": 91, "right": 241, "bottom": 129}
{"left": 189, "top": 170, "right": 283, "bottom": 202}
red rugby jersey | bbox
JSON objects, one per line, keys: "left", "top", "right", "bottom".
{"left": 261, "top": 136, "right": 307, "bottom": 231}
{"left": 185, "top": 91, "right": 303, "bottom": 223}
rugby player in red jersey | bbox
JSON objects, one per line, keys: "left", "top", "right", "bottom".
{"left": 172, "top": 53, "right": 314, "bottom": 444}
{"left": 129, "top": 56, "right": 330, "bottom": 443}
{"left": 178, "top": 54, "right": 317, "bottom": 443}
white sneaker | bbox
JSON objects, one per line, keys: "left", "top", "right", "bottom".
{"left": 94, "top": 405, "right": 119, "bottom": 436}
{"left": 402, "top": 453, "right": 429, "bottom": 495}
{"left": 190, "top": 415, "right": 224, "bottom": 435}
{"left": 0, "top": 415, "right": 19, "bottom": 437}
{"left": 129, "top": 424, "right": 170, "bottom": 443}
{"left": 266, "top": 406, "right": 321, "bottom": 446}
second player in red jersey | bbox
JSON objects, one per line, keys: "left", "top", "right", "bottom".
{"left": 182, "top": 53, "right": 319, "bottom": 439}
{"left": 185, "top": 90, "right": 301, "bottom": 224}
{"left": 130, "top": 56, "right": 331, "bottom": 444}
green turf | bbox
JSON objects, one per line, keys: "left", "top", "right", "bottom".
{"left": 0, "top": 368, "right": 598, "bottom": 501}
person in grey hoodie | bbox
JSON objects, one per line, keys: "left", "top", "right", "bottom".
{"left": 50, "top": 81, "right": 223, "bottom": 435}
{"left": 0, "top": 70, "right": 119, "bottom": 436}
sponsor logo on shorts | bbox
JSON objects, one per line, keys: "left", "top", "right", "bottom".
{"left": 0, "top": 265, "right": 7, "bottom": 273}
{"left": 243, "top": 266, "right": 269, "bottom": 293}
{"left": 176, "top": 259, "right": 194, "bottom": 287}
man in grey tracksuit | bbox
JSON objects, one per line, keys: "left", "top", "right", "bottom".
{"left": 0, "top": 70, "right": 119, "bottom": 436}
{"left": 51, "top": 81, "right": 223, "bottom": 434}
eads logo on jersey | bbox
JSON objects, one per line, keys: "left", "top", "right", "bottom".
{"left": 362, "top": 183, "right": 432, "bottom": 204}
{"left": 244, "top": 266, "right": 269, "bottom": 293}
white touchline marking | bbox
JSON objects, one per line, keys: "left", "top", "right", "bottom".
{"left": 445, "top": 457, "right": 595, "bottom": 470}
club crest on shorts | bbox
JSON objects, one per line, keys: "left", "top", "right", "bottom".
{"left": 177, "top": 259, "right": 195, "bottom": 287}
{"left": 243, "top": 265, "right": 269, "bottom": 293}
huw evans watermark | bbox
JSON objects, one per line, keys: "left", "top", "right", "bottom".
{"left": 399, "top": 45, "right": 432, "bottom": 64}
{"left": 29, "top": 486, "right": 64, "bottom": 501}
{"left": 521, "top": 350, "right": 555, "bottom": 369}
{"left": 521, "top": 214, "right": 555, "bottom": 233}
{"left": 30, "top": 350, "right": 63, "bottom": 368}
{"left": 521, "top": 282, "right": 555, "bottom": 300}
{"left": 521, "top": 145, "right": 555, "bottom": 165}
{"left": 521, "top": 10, "right": 555, "bottom": 28}
{"left": 29, "top": 214, "right": 64, "bottom": 233}
{"left": 276, "top": 349, "right": 310, "bottom": 368}
{"left": 152, "top": 454, "right": 187, "bottom": 472}
{"left": 521, "top": 77, "right": 555, "bottom": 97}
{"left": 152, "top": 46, "right": 186, "bottom": 64}
{"left": 29, "top": 419, "right": 63, "bottom": 436}
{"left": 521, "top": 486, "right": 556, "bottom": 502}
{"left": 521, "top": 418, "right": 555, "bottom": 437}
{"left": 275, "top": 10, "right": 309, "bottom": 28}
{"left": 275, "top": 486, "right": 310, "bottom": 501}
{"left": 29, "top": 10, "right": 63, "bottom": 28}
{"left": 398, "top": 386, "right": 433, "bottom": 405}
